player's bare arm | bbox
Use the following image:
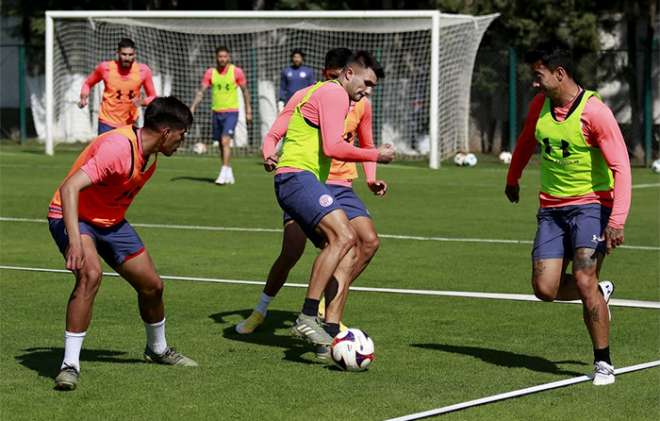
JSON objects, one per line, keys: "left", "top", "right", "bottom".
{"left": 190, "top": 84, "right": 208, "bottom": 114}
{"left": 240, "top": 84, "right": 252, "bottom": 123}
{"left": 604, "top": 226, "right": 624, "bottom": 254}
{"left": 59, "top": 169, "right": 93, "bottom": 271}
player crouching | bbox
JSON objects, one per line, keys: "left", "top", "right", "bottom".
{"left": 48, "top": 97, "right": 197, "bottom": 391}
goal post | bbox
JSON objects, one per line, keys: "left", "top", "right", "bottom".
{"left": 44, "top": 10, "right": 497, "bottom": 168}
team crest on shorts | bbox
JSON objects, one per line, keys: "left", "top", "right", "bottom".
{"left": 319, "top": 194, "right": 334, "bottom": 207}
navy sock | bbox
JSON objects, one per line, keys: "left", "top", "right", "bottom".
{"left": 324, "top": 323, "right": 340, "bottom": 338}
{"left": 302, "top": 298, "right": 320, "bottom": 317}
{"left": 594, "top": 346, "right": 611, "bottom": 365}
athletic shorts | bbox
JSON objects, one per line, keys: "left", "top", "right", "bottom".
{"left": 212, "top": 111, "right": 239, "bottom": 140}
{"left": 274, "top": 171, "right": 342, "bottom": 248}
{"left": 532, "top": 204, "right": 611, "bottom": 261}
{"left": 283, "top": 184, "right": 369, "bottom": 224}
{"left": 48, "top": 218, "right": 145, "bottom": 269}
{"left": 98, "top": 120, "right": 117, "bottom": 135}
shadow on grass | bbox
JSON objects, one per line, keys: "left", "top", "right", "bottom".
{"left": 209, "top": 309, "right": 321, "bottom": 366}
{"left": 412, "top": 343, "right": 587, "bottom": 376}
{"left": 170, "top": 176, "right": 215, "bottom": 183}
{"left": 16, "top": 347, "right": 143, "bottom": 379}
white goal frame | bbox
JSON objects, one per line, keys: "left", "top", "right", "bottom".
{"left": 45, "top": 10, "right": 495, "bottom": 169}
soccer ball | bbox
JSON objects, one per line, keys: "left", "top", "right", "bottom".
{"left": 464, "top": 153, "right": 478, "bottom": 167}
{"left": 652, "top": 159, "right": 660, "bottom": 174}
{"left": 330, "top": 328, "right": 375, "bottom": 372}
{"left": 499, "top": 151, "right": 512, "bottom": 165}
{"left": 453, "top": 152, "right": 467, "bottom": 166}
{"left": 192, "top": 142, "right": 208, "bottom": 155}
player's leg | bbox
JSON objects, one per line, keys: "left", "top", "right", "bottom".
{"left": 570, "top": 204, "right": 614, "bottom": 385}
{"left": 274, "top": 171, "right": 355, "bottom": 345}
{"left": 221, "top": 111, "right": 239, "bottom": 184}
{"left": 235, "top": 220, "right": 307, "bottom": 334}
{"left": 212, "top": 113, "right": 227, "bottom": 185}
{"left": 530, "top": 207, "right": 570, "bottom": 301}
{"left": 48, "top": 219, "right": 103, "bottom": 390}
{"left": 322, "top": 186, "right": 379, "bottom": 330}
{"left": 115, "top": 251, "right": 197, "bottom": 367}
{"left": 100, "top": 221, "right": 196, "bottom": 366}
{"left": 292, "top": 209, "right": 357, "bottom": 345}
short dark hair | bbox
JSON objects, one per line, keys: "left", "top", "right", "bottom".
{"left": 524, "top": 40, "right": 576, "bottom": 79}
{"left": 215, "top": 46, "right": 230, "bottom": 55}
{"left": 291, "top": 49, "right": 305, "bottom": 59}
{"left": 143, "top": 97, "right": 193, "bottom": 132}
{"left": 324, "top": 48, "right": 352, "bottom": 70}
{"left": 117, "top": 38, "right": 135, "bottom": 50}
{"left": 347, "top": 50, "right": 385, "bottom": 79}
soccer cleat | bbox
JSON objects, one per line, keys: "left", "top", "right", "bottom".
{"left": 315, "top": 344, "right": 331, "bottom": 361}
{"left": 226, "top": 167, "right": 235, "bottom": 184}
{"left": 592, "top": 360, "right": 615, "bottom": 385}
{"left": 144, "top": 346, "right": 198, "bottom": 367}
{"left": 235, "top": 310, "right": 265, "bottom": 334}
{"left": 291, "top": 313, "right": 333, "bottom": 346}
{"left": 54, "top": 364, "right": 79, "bottom": 391}
{"left": 215, "top": 167, "right": 227, "bottom": 185}
{"left": 598, "top": 280, "right": 615, "bottom": 321}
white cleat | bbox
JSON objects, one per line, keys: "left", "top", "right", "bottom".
{"left": 215, "top": 167, "right": 227, "bottom": 185}
{"left": 226, "top": 167, "right": 235, "bottom": 184}
{"left": 598, "top": 280, "right": 615, "bottom": 321}
{"left": 592, "top": 360, "right": 615, "bottom": 385}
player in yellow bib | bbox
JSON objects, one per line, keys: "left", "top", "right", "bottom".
{"left": 191, "top": 46, "right": 252, "bottom": 185}
{"left": 505, "top": 41, "right": 632, "bottom": 386}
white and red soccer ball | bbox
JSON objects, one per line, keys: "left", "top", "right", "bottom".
{"left": 330, "top": 328, "right": 374, "bottom": 372}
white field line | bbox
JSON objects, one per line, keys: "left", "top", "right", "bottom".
{"left": 632, "top": 183, "right": 660, "bottom": 189}
{"left": 1, "top": 265, "right": 659, "bottom": 310}
{"left": 1, "top": 217, "right": 659, "bottom": 251}
{"left": 385, "top": 360, "right": 660, "bottom": 421}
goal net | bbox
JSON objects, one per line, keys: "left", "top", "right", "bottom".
{"left": 45, "top": 11, "right": 497, "bottom": 167}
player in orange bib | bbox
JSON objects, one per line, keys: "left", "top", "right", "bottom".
{"left": 48, "top": 97, "right": 196, "bottom": 391}
{"left": 235, "top": 48, "right": 388, "bottom": 346}
{"left": 79, "top": 38, "right": 157, "bottom": 135}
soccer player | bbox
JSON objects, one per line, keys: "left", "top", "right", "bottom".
{"left": 268, "top": 50, "right": 395, "bottom": 351}
{"left": 278, "top": 49, "right": 316, "bottom": 112}
{"left": 48, "top": 97, "right": 197, "bottom": 391}
{"left": 505, "top": 41, "right": 631, "bottom": 386}
{"left": 236, "top": 48, "right": 387, "bottom": 342}
{"left": 190, "top": 46, "right": 252, "bottom": 185}
{"left": 79, "top": 38, "right": 157, "bottom": 134}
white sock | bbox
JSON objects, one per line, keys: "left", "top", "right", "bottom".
{"left": 62, "top": 331, "right": 86, "bottom": 372}
{"left": 255, "top": 293, "right": 273, "bottom": 316}
{"left": 145, "top": 318, "right": 168, "bottom": 355}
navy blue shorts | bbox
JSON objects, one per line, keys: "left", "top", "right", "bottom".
{"left": 283, "top": 184, "right": 369, "bottom": 225}
{"left": 275, "top": 171, "right": 342, "bottom": 247}
{"left": 532, "top": 204, "right": 611, "bottom": 261}
{"left": 212, "top": 111, "right": 239, "bottom": 140}
{"left": 98, "top": 121, "right": 116, "bottom": 135}
{"left": 48, "top": 218, "right": 145, "bottom": 269}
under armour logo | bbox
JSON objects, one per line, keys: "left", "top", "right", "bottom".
{"left": 592, "top": 234, "right": 605, "bottom": 243}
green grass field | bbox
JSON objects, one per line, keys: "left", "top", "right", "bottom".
{"left": 1, "top": 144, "right": 658, "bottom": 420}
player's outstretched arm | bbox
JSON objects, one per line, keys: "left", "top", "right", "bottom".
{"left": 59, "top": 170, "right": 93, "bottom": 271}
{"left": 505, "top": 94, "right": 545, "bottom": 203}
{"left": 79, "top": 63, "right": 104, "bottom": 108}
{"left": 189, "top": 84, "right": 207, "bottom": 114}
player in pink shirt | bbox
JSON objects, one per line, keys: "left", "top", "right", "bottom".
{"left": 505, "top": 41, "right": 632, "bottom": 385}
{"left": 236, "top": 49, "right": 388, "bottom": 342}
{"left": 270, "top": 51, "right": 394, "bottom": 351}
{"left": 79, "top": 38, "right": 157, "bottom": 134}
{"left": 48, "top": 97, "right": 197, "bottom": 391}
